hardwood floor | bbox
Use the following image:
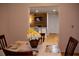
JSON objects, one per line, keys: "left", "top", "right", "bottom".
{"left": 45, "top": 33, "right": 59, "bottom": 45}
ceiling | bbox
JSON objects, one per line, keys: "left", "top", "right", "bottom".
{"left": 30, "top": 6, "right": 58, "bottom": 15}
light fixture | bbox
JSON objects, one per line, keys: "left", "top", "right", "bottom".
{"left": 35, "top": 10, "right": 39, "bottom": 13}
{"left": 29, "top": 15, "right": 32, "bottom": 24}
{"left": 52, "top": 9, "right": 56, "bottom": 12}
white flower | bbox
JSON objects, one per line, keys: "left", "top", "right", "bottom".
{"left": 26, "top": 28, "right": 41, "bottom": 41}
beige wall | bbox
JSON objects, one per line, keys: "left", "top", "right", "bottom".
{"left": 0, "top": 4, "right": 9, "bottom": 44}
{"left": 7, "top": 4, "right": 30, "bottom": 44}
{"left": 59, "top": 4, "right": 79, "bottom": 53}
{"left": 0, "top": 4, "right": 30, "bottom": 44}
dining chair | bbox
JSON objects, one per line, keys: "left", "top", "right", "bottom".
{"left": 0, "top": 35, "right": 7, "bottom": 49}
{"left": 40, "top": 33, "right": 45, "bottom": 43}
{"left": 64, "top": 37, "right": 78, "bottom": 56}
{"left": 3, "top": 48, "right": 33, "bottom": 56}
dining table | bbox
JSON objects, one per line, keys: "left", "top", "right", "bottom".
{"left": 5, "top": 40, "right": 61, "bottom": 56}
{"left": 5, "top": 41, "right": 32, "bottom": 52}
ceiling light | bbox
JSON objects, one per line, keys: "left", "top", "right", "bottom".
{"left": 35, "top": 10, "right": 39, "bottom": 13}
{"left": 52, "top": 9, "right": 56, "bottom": 12}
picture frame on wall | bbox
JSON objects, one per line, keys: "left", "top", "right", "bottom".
{"left": 34, "top": 16, "right": 47, "bottom": 27}
{"left": 34, "top": 17, "right": 42, "bottom": 22}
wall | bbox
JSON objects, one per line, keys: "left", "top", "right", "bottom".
{"left": 47, "top": 13, "right": 59, "bottom": 33}
{"left": 0, "top": 4, "right": 9, "bottom": 44}
{"left": 59, "top": 4, "right": 79, "bottom": 53}
{"left": 0, "top": 4, "right": 30, "bottom": 45}
{"left": 7, "top": 4, "right": 30, "bottom": 44}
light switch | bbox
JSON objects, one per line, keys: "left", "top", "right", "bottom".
{"left": 72, "top": 25, "right": 74, "bottom": 28}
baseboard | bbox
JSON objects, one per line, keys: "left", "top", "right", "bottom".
{"left": 0, "top": 48, "right": 2, "bottom": 50}
{"left": 61, "top": 52, "right": 64, "bottom": 56}
{"left": 73, "top": 53, "right": 79, "bottom": 56}
{"left": 61, "top": 52, "right": 79, "bottom": 56}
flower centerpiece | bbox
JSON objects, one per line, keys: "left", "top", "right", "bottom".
{"left": 26, "top": 28, "right": 41, "bottom": 48}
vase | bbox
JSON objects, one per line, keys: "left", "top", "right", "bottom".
{"left": 29, "top": 40, "right": 39, "bottom": 48}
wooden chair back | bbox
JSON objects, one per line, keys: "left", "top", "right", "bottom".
{"left": 65, "top": 37, "right": 78, "bottom": 56}
{"left": 0, "top": 35, "right": 7, "bottom": 49}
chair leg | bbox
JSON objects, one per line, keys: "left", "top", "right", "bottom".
{"left": 43, "top": 37, "right": 44, "bottom": 42}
